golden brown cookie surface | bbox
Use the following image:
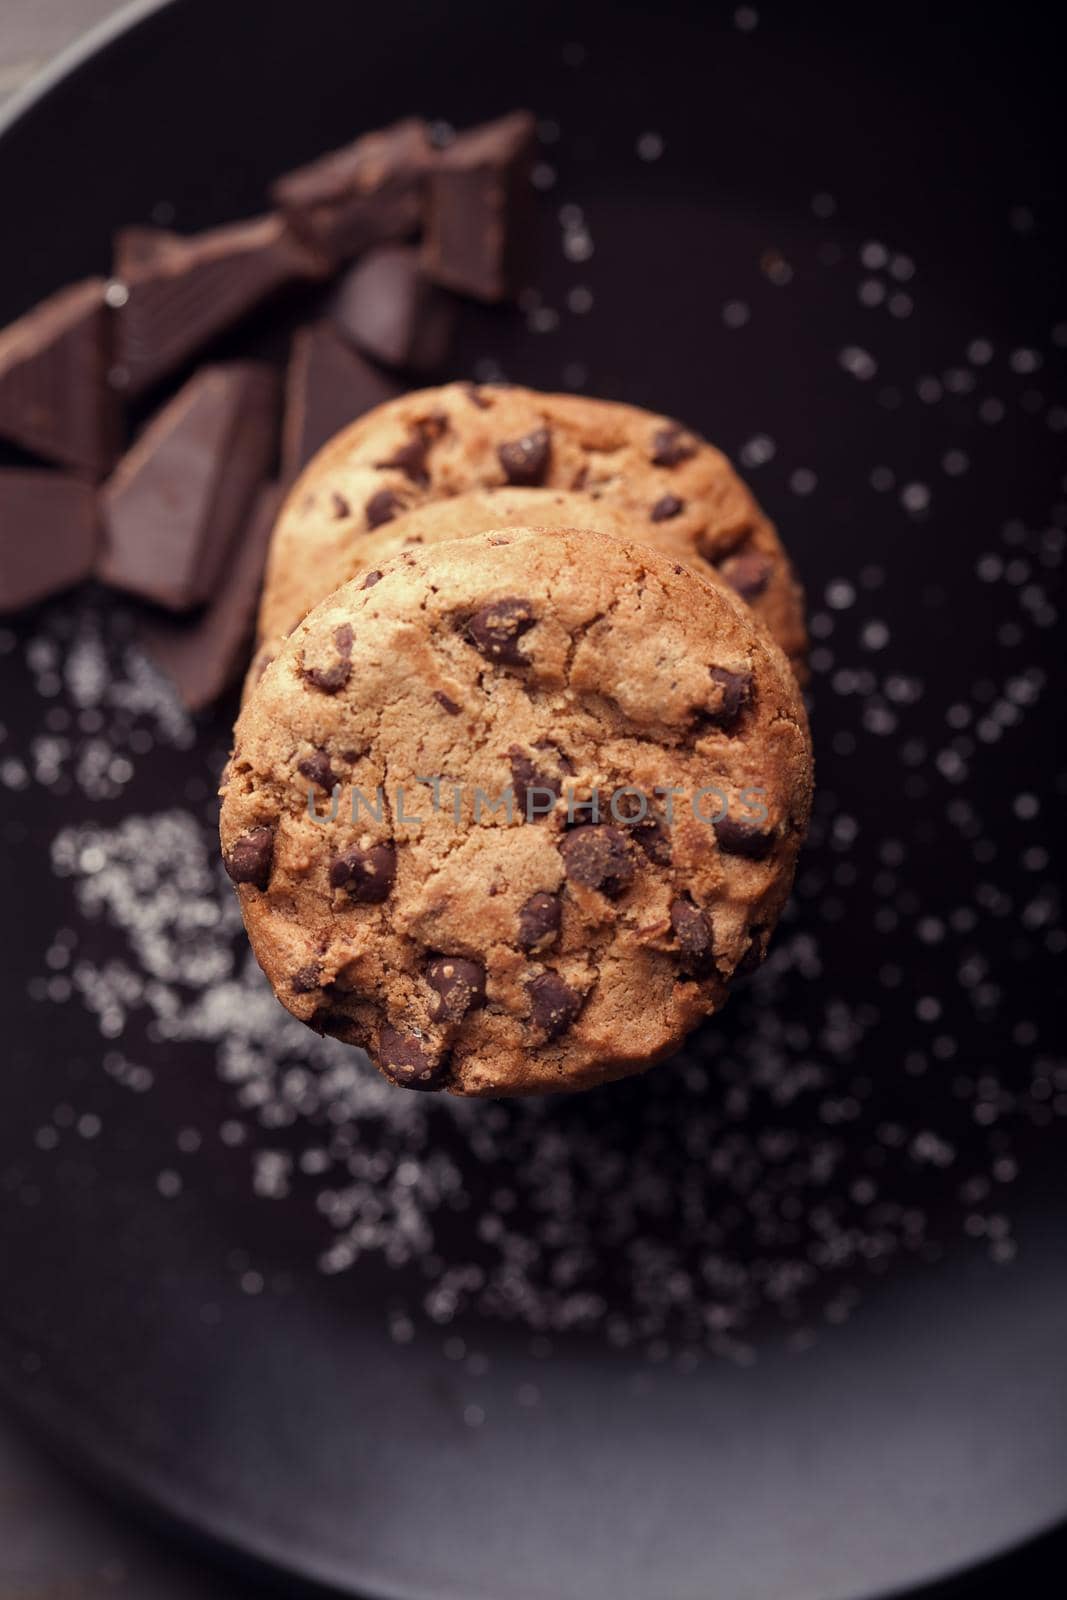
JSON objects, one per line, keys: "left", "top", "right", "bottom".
{"left": 256, "top": 383, "right": 808, "bottom": 678}
{"left": 222, "top": 527, "right": 813, "bottom": 1096}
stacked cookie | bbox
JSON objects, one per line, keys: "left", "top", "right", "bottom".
{"left": 221, "top": 384, "right": 813, "bottom": 1095}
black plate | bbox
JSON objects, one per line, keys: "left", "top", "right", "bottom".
{"left": 1, "top": 4, "right": 1065, "bottom": 1597}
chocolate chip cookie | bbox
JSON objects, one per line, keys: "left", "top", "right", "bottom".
{"left": 255, "top": 382, "right": 808, "bottom": 679}
{"left": 222, "top": 526, "right": 813, "bottom": 1096}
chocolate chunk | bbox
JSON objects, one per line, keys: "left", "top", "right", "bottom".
{"left": 291, "top": 962, "right": 322, "bottom": 994}
{"left": 650, "top": 424, "right": 697, "bottom": 467}
{"left": 559, "top": 825, "right": 635, "bottom": 897}
{"left": 508, "top": 747, "right": 560, "bottom": 816}
{"left": 138, "top": 482, "right": 283, "bottom": 709}
{"left": 378, "top": 1024, "right": 448, "bottom": 1090}
{"left": 0, "top": 471, "right": 98, "bottom": 613}
{"left": 329, "top": 246, "right": 455, "bottom": 371}
{"left": 719, "top": 550, "right": 773, "bottom": 599}
{"left": 518, "top": 892, "right": 562, "bottom": 952}
{"left": 422, "top": 111, "right": 536, "bottom": 302}
{"left": 330, "top": 492, "right": 351, "bottom": 519}
{"left": 301, "top": 622, "right": 354, "bottom": 694}
{"left": 362, "top": 570, "right": 384, "bottom": 588}
{"left": 365, "top": 488, "right": 405, "bottom": 528}
{"left": 466, "top": 596, "right": 536, "bottom": 665}
{"left": 434, "top": 689, "right": 461, "bottom": 715}
{"left": 224, "top": 826, "right": 274, "bottom": 890}
{"left": 714, "top": 814, "right": 776, "bottom": 860}
{"left": 426, "top": 956, "right": 486, "bottom": 1021}
{"left": 628, "top": 812, "right": 672, "bottom": 865}
{"left": 298, "top": 748, "right": 339, "bottom": 791}
{"left": 113, "top": 214, "right": 326, "bottom": 397}
{"left": 374, "top": 417, "right": 444, "bottom": 487}
{"left": 329, "top": 841, "right": 396, "bottom": 901}
{"left": 526, "top": 970, "right": 582, "bottom": 1040}
{"left": 670, "top": 898, "right": 714, "bottom": 970}
{"left": 0, "top": 279, "right": 118, "bottom": 475}
{"left": 498, "top": 427, "right": 551, "bottom": 486}
{"left": 99, "top": 363, "right": 279, "bottom": 610}
{"left": 650, "top": 494, "right": 685, "bottom": 522}
{"left": 272, "top": 118, "right": 436, "bottom": 265}
{"left": 707, "top": 666, "right": 752, "bottom": 726}
{"left": 281, "top": 323, "right": 401, "bottom": 479}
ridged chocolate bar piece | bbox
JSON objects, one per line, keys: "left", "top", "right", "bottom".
{"left": 113, "top": 214, "right": 326, "bottom": 396}
{"left": 140, "top": 482, "right": 284, "bottom": 709}
{"left": 272, "top": 118, "right": 435, "bottom": 265}
{"left": 422, "top": 111, "right": 535, "bottom": 302}
{"left": 0, "top": 279, "right": 118, "bottom": 476}
{"left": 0, "top": 469, "right": 99, "bottom": 611}
{"left": 281, "top": 323, "right": 401, "bottom": 478}
{"left": 99, "top": 362, "right": 279, "bottom": 610}
{"left": 329, "top": 246, "right": 454, "bottom": 371}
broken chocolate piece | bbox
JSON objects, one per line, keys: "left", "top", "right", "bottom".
{"left": 650, "top": 424, "right": 697, "bottom": 467}
{"left": 526, "top": 970, "right": 582, "bottom": 1040}
{"left": 0, "top": 470, "right": 99, "bottom": 612}
{"left": 517, "top": 892, "right": 562, "bottom": 952}
{"left": 465, "top": 596, "right": 536, "bottom": 665}
{"left": 273, "top": 118, "right": 436, "bottom": 265}
{"left": 364, "top": 488, "right": 405, "bottom": 528}
{"left": 670, "top": 898, "right": 714, "bottom": 970}
{"left": 113, "top": 214, "right": 326, "bottom": 396}
{"left": 138, "top": 482, "right": 284, "bottom": 709}
{"left": 558, "top": 825, "right": 635, "bottom": 897}
{"left": 224, "top": 826, "right": 274, "bottom": 890}
{"left": 99, "top": 363, "right": 279, "bottom": 611}
{"left": 281, "top": 323, "right": 402, "bottom": 480}
{"left": 422, "top": 111, "right": 536, "bottom": 302}
{"left": 0, "top": 279, "right": 118, "bottom": 475}
{"left": 426, "top": 956, "right": 486, "bottom": 1022}
{"left": 329, "top": 841, "right": 396, "bottom": 901}
{"left": 300, "top": 622, "right": 354, "bottom": 693}
{"left": 378, "top": 1024, "right": 448, "bottom": 1090}
{"left": 329, "top": 245, "right": 455, "bottom": 371}
{"left": 498, "top": 426, "right": 551, "bottom": 486}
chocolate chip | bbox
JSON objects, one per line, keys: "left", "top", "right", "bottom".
{"left": 362, "top": 570, "right": 383, "bottom": 588}
{"left": 291, "top": 962, "right": 321, "bottom": 994}
{"left": 379, "top": 1025, "right": 448, "bottom": 1090}
{"left": 720, "top": 550, "right": 772, "bottom": 599}
{"left": 224, "top": 826, "right": 274, "bottom": 891}
{"left": 558, "top": 825, "right": 635, "bottom": 896}
{"left": 629, "top": 813, "right": 672, "bottom": 865}
{"left": 329, "top": 841, "right": 397, "bottom": 901}
{"left": 426, "top": 956, "right": 486, "bottom": 1021}
{"left": 297, "top": 748, "right": 338, "bottom": 791}
{"left": 365, "top": 488, "right": 405, "bottom": 528}
{"left": 670, "top": 898, "right": 714, "bottom": 970}
{"left": 508, "top": 747, "right": 560, "bottom": 816}
{"left": 434, "top": 689, "right": 461, "bottom": 715}
{"left": 526, "top": 970, "right": 582, "bottom": 1040}
{"left": 518, "top": 891, "right": 562, "bottom": 952}
{"left": 463, "top": 382, "right": 492, "bottom": 409}
{"left": 374, "top": 416, "right": 445, "bottom": 486}
{"left": 301, "top": 622, "right": 354, "bottom": 694}
{"left": 707, "top": 666, "right": 752, "bottom": 726}
{"left": 650, "top": 424, "right": 696, "bottom": 467}
{"left": 330, "top": 491, "right": 352, "bottom": 519}
{"left": 498, "top": 427, "right": 551, "bottom": 486}
{"left": 466, "top": 596, "right": 536, "bottom": 665}
{"left": 714, "top": 815, "right": 776, "bottom": 859}
{"left": 651, "top": 494, "right": 685, "bottom": 521}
